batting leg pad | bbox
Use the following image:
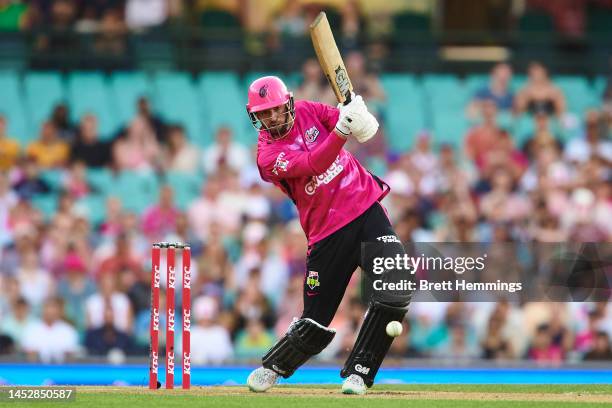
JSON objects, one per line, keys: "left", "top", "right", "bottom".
{"left": 340, "top": 300, "right": 409, "bottom": 387}
{"left": 262, "top": 318, "right": 336, "bottom": 378}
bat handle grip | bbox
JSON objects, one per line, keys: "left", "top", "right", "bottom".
{"left": 343, "top": 91, "right": 352, "bottom": 106}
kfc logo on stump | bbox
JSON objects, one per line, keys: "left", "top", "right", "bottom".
{"left": 168, "top": 309, "right": 175, "bottom": 332}
{"left": 152, "top": 308, "right": 160, "bottom": 331}
{"left": 183, "top": 352, "right": 191, "bottom": 375}
{"left": 167, "top": 352, "right": 175, "bottom": 374}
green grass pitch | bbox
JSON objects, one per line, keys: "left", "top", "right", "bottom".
{"left": 7, "top": 384, "right": 612, "bottom": 408}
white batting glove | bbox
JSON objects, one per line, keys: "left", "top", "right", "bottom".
{"left": 334, "top": 93, "right": 378, "bottom": 143}
{"left": 349, "top": 109, "right": 379, "bottom": 143}
{"left": 334, "top": 93, "right": 365, "bottom": 136}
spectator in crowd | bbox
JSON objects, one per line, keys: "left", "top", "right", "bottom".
{"left": 468, "top": 63, "right": 514, "bottom": 119}
{"left": 339, "top": 0, "right": 363, "bottom": 50}
{"left": 197, "top": 224, "right": 235, "bottom": 295}
{"left": 22, "top": 296, "right": 79, "bottom": 363}
{"left": 112, "top": 115, "right": 161, "bottom": 172}
{"left": 141, "top": 184, "right": 180, "bottom": 242}
{"left": 522, "top": 112, "right": 562, "bottom": 160}
{"left": 271, "top": 0, "right": 306, "bottom": 49}
{"left": 26, "top": 121, "right": 70, "bottom": 169}
{"left": 163, "top": 124, "right": 200, "bottom": 172}
{"left": 464, "top": 97, "right": 502, "bottom": 170}
{"left": 0, "top": 297, "right": 36, "bottom": 351}
{"left": 235, "top": 222, "right": 288, "bottom": 305}
{"left": 85, "top": 272, "right": 133, "bottom": 334}
{"left": 0, "top": 115, "right": 20, "bottom": 171}
{"left": 0, "top": 171, "right": 18, "bottom": 246}
{"left": 49, "top": 103, "right": 76, "bottom": 142}
{"left": 188, "top": 175, "right": 242, "bottom": 242}
{"left": 345, "top": 51, "right": 386, "bottom": 114}
{"left": 99, "top": 197, "right": 123, "bottom": 239}
{"left": 584, "top": 331, "right": 612, "bottom": 361}
{"left": 135, "top": 96, "right": 166, "bottom": 144}
{"left": 70, "top": 113, "right": 112, "bottom": 167}
{"left": 564, "top": 110, "right": 612, "bottom": 165}
{"left": 62, "top": 161, "right": 91, "bottom": 199}
{"left": 11, "top": 157, "right": 50, "bottom": 200}
{"left": 96, "top": 233, "right": 143, "bottom": 279}
{"left": 190, "top": 295, "right": 233, "bottom": 364}
{"left": 293, "top": 58, "right": 336, "bottom": 106}
{"left": 16, "top": 247, "right": 53, "bottom": 313}
{"left": 202, "top": 127, "right": 250, "bottom": 175}
{"left": 94, "top": 9, "right": 127, "bottom": 56}
{"left": 125, "top": 0, "right": 167, "bottom": 30}
{"left": 57, "top": 252, "right": 96, "bottom": 333}
{"left": 0, "top": 0, "right": 28, "bottom": 31}
{"left": 234, "top": 317, "right": 275, "bottom": 360}
{"left": 479, "top": 167, "right": 531, "bottom": 224}
{"left": 481, "top": 310, "right": 513, "bottom": 360}
{"left": 84, "top": 303, "right": 132, "bottom": 357}
{"left": 527, "top": 324, "right": 564, "bottom": 363}
{"left": 34, "top": 0, "right": 79, "bottom": 59}
{"left": 515, "top": 62, "right": 565, "bottom": 117}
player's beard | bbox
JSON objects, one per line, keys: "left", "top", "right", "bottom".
{"left": 267, "top": 112, "right": 295, "bottom": 140}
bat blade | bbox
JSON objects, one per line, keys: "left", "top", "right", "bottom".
{"left": 309, "top": 12, "right": 353, "bottom": 105}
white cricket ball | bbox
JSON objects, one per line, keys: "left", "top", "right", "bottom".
{"left": 386, "top": 321, "right": 403, "bottom": 337}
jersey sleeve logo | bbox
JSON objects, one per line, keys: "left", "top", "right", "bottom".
{"left": 304, "top": 126, "right": 320, "bottom": 143}
{"left": 272, "top": 152, "right": 289, "bottom": 175}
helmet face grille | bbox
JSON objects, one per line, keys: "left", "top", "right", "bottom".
{"left": 248, "top": 97, "right": 295, "bottom": 141}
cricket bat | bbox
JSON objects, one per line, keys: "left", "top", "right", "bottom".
{"left": 310, "top": 12, "right": 353, "bottom": 105}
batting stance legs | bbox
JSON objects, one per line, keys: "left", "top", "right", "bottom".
{"left": 248, "top": 202, "right": 411, "bottom": 394}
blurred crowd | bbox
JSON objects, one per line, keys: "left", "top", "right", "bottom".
{"left": 0, "top": 56, "right": 611, "bottom": 365}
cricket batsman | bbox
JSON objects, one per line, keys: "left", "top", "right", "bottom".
{"left": 245, "top": 76, "right": 411, "bottom": 395}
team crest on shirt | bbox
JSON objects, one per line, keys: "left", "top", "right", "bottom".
{"left": 306, "top": 271, "right": 320, "bottom": 290}
{"left": 304, "top": 126, "right": 320, "bottom": 143}
{"left": 272, "top": 152, "right": 289, "bottom": 175}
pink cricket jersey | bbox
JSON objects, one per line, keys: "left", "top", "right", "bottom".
{"left": 257, "top": 100, "right": 388, "bottom": 245}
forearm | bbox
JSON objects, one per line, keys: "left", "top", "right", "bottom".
{"left": 308, "top": 131, "right": 346, "bottom": 174}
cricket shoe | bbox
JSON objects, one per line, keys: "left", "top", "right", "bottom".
{"left": 247, "top": 367, "right": 279, "bottom": 392}
{"left": 341, "top": 374, "right": 367, "bottom": 395}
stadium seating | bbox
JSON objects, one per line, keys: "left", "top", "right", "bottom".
{"left": 0, "top": 69, "right": 605, "bottom": 156}
{"left": 66, "top": 72, "right": 118, "bottom": 140}
{"left": 0, "top": 70, "right": 28, "bottom": 143}
{"left": 198, "top": 72, "right": 249, "bottom": 145}
{"left": 152, "top": 71, "right": 203, "bottom": 146}
{"left": 109, "top": 71, "right": 152, "bottom": 126}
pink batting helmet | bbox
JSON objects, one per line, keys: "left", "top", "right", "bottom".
{"left": 246, "top": 76, "right": 291, "bottom": 113}
{"left": 246, "top": 76, "right": 295, "bottom": 138}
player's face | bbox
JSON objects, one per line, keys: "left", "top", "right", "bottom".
{"left": 257, "top": 103, "right": 293, "bottom": 139}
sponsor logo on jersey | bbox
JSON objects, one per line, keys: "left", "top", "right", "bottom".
{"left": 304, "top": 126, "right": 319, "bottom": 143}
{"left": 306, "top": 271, "right": 320, "bottom": 290}
{"left": 272, "top": 152, "right": 289, "bottom": 175}
{"left": 376, "top": 235, "right": 400, "bottom": 243}
{"left": 355, "top": 364, "right": 370, "bottom": 375}
{"left": 304, "top": 156, "right": 343, "bottom": 195}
